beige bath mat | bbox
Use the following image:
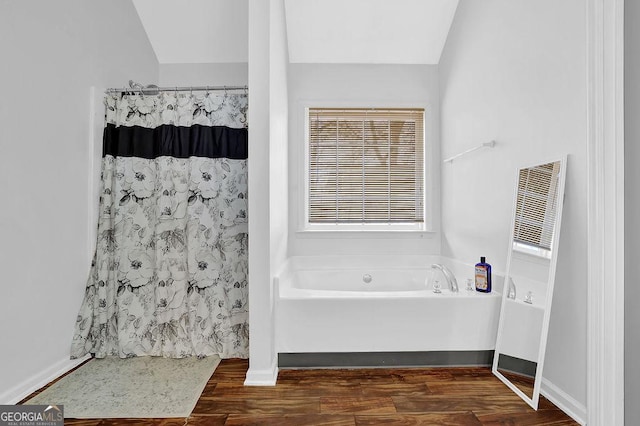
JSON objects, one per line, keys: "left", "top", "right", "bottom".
{"left": 24, "top": 355, "right": 220, "bottom": 418}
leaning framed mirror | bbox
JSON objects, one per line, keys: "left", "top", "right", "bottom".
{"left": 492, "top": 156, "right": 567, "bottom": 409}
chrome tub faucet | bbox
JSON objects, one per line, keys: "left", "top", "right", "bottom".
{"left": 430, "top": 264, "right": 459, "bottom": 293}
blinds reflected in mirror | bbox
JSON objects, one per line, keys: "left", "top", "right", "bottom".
{"left": 308, "top": 108, "right": 424, "bottom": 223}
{"left": 513, "top": 161, "right": 561, "bottom": 252}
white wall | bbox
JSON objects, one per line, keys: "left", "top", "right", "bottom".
{"left": 0, "top": 0, "right": 158, "bottom": 403}
{"left": 269, "top": 0, "right": 289, "bottom": 277}
{"left": 245, "top": 0, "right": 289, "bottom": 385}
{"left": 159, "top": 63, "right": 248, "bottom": 87}
{"left": 283, "top": 0, "right": 458, "bottom": 65}
{"left": 287, "top": 64, "right": 441, "bottom": 256}
{"left": 625, "top": 0, "right": 640, "bottom": 422}
{"left": 133, "top": 0, "right": 248, "bottom": 64}
{"left": 439, "top": 0, "right": 587, "bottom": 415}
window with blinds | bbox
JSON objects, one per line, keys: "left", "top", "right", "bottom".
{"left": 307, "top": 108, "right": 425, "bottom": 225}
{"left": 513, "top": 161, "right": 561, "bottom": 253}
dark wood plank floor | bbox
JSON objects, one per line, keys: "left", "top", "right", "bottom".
{"left": 30, "top": 359, "right": 577, "bottom": 425}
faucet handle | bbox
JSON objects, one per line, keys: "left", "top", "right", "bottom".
{"left": 433, "top": 280, "right": 442, "bottom": 294}
{"left": 524, "top": 291, "right": 533, "bottom": 304}
{"left": 466, "top": 278, "right": 474, "bottom": 291}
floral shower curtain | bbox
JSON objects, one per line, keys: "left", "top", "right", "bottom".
{"left": 71, "top": 91, "right": 248, "bottom": 359}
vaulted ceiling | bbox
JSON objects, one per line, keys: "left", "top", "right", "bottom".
{"left": 284, "top": 0, "right": 459, "bottom": 64}
{"left": 132, "top": 0, "right": 249, "bottom": 64}
{"left": 132, "top": 0, "right": 458, "bottom": 65}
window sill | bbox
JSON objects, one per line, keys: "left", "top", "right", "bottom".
{"left": 296, "top": 227, "right": 436, "bottom": 239}
{"left": 512, "top": 242, "right": 552, "bottom": 260}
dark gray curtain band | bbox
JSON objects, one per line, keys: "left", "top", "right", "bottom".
{"left": 103, "top": 123, "right": 248, "bottom": 160}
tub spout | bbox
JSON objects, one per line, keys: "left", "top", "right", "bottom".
{"left": 430, "top": 264, "right": 459, "bottom": 293}
{"left": 507, "top": 277, "right": 517, "bottom": 300}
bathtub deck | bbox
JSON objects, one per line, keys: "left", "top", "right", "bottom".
{"left": 55, "top": 358, "right": 577, "bottom": 425}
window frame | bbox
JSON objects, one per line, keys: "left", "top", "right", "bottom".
{"left": 299, "top": 103, "right": 433, "bottom": 234}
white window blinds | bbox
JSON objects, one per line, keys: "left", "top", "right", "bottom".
{"left": 513, "top": 161, "right": 561, "bottom": 251}
{"left": 308, "top": 108, "right": 424, "bottom": 224}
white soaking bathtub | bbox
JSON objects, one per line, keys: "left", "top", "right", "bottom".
{"left": 275, "top": 255, "right": 503, "bottom": 355}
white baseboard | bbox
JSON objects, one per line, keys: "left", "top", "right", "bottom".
{"left": 243, "top": 361, "right": 278, "bottom": 386}
{"left": 0, "top": 355, "right": 91, "bottom": 405}
{"left": 541, "top": 378, "right": 587, "bottom": 425}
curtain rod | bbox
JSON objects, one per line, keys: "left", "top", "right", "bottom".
{"left": 104, "top": 85, "right": 248, "bottom": 95}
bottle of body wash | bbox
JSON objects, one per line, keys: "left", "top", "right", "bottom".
{"left": 475, "top": 257, "right": 492, "bottom": 293}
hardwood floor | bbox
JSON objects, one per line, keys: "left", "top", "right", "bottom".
{"left": 38, "top": 359, "right": 577, "bottom": 425}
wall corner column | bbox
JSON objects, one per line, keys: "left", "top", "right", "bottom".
{"left": 245, "top": 0, "right": 278, "bottom": 386}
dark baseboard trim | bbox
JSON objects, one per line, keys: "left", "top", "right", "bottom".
{"left": 278, "top": 351, "right": 495, "bottom": 369}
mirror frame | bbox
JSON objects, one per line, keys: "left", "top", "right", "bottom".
{"left": 492, "top": 155, "right": 568, "bottom": 409}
